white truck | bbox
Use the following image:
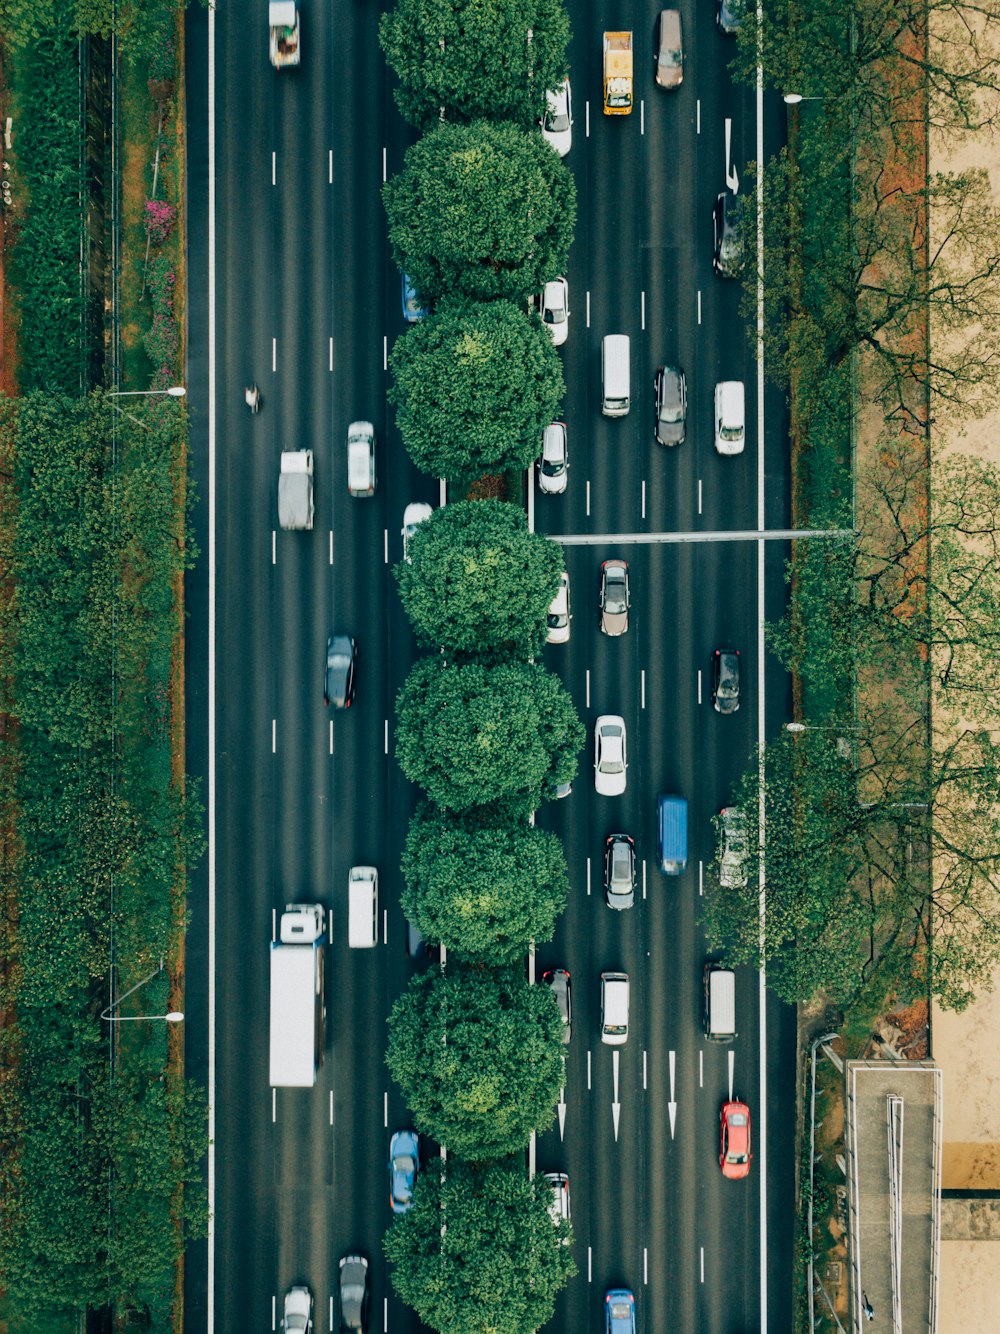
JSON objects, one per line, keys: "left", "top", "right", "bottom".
{"left": 269, "top": 904, "right": 326, "bottom": 1088}
{"left": 269, "top": 1, "right": 301, "bottom": 68}
{"left": 278, "top": 449, "right": 314, "bottom": 530}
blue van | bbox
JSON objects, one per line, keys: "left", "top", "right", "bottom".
{"left": 657, "top": 795, "right": 688, "bottom": 874}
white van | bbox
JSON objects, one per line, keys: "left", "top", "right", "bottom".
{"left": 600, "top": 971, "right": 630, "bottom": 1045}
{"left": 348, "top": 866, "right": 379, "bottom": 948}
{"left": 703, "top": 963, "right": 736, "bottom": 1040}
{"left": 714, "top": 380, "right": 745, "bottom": 454}
{"left": 602, "top": 335, "right": 631, "bottom": 417}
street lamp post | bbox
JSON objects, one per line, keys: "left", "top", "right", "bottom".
{"left": 107, "top": 386, "right": 186, "bottom": 398}
{"left": 783, "top": 92, "right": 827, "bottom": 104}
{"left": 784, "top": 720, "right": 857, "bottom": 759}
{"left": 100, "top": 958, "right": 184, "bottom": 1024}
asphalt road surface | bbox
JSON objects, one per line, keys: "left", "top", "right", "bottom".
{"left": 183, "top": 1, "right": 797, "bottom": 1331}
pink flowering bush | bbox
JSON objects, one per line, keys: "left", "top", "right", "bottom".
{"left": 144, "top": 198, "right": 176, "bottom": 246}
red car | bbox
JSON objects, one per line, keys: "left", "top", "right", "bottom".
{"left": 720, "top": 1100, "right": 752, "bottom": 1179}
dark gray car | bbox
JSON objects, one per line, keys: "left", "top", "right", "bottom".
{"left": 655, "top": 365, "right": 687, "bottom": 445}
{"left": 713, "top": 191, "right": 746, "bottom": 277}
{"left": 605, "top": 834, "right": 636, "bottom": 910}
{"left": 600, "top": 560, "right": 631, "bottom": 636}
{"left": 712, "top": 648, "right": 740, "bottom": 715}
{"left": 324, "top": 635, "right": 357, "bottom": 708}
{"left": 339, "top": 1255, "right": 370, "bottom": 1333}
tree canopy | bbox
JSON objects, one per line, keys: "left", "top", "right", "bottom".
{"left": 387, "top": 967, "right": 565, "bottom": 1158}
{"left": 384, "top": 1157, "right": 576, "bottom": 1334}
{"left": 383, "top": 120, "right": 576, "bottom": 305}
{"left": 379, "top": 0, "right": 571, "bottom": 132}
{"left": 395, "top": 657, "right": 584, "bottom": 811}
{"left": 401, "top": 802, "right": 569, "bottom": 962}
{"left": 395, "top": 500, "right": 563, "bottom": 654}
{"left": 389, "top": 300, "right": 566, "bottom": 482}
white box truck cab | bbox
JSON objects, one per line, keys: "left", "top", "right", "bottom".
{"left": 703, "top": 963, "right": 736, "bottom": 1040}
{"left": 602, "top": 335, "right": 631, "bottom": 416}
{"left": 269, "top": 903, "right": 326, "bottom": 1087}
{"left": 600, "top": 971, "right": 630, "bottom": 1045}
{"left": 348, "top": 866, "right": 379, "bottom": 948}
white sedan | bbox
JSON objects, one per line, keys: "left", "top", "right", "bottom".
{"left": 540, "top": 278, "right": 570, "bottom": 346}
{"left": 541, "top": 79, "right": 573, "bottom": 156}
{"left": 594, "top": 715, "right": 628, "bottom": 796}
{"left": 546, "top": 571, "right": 571, "bottom": 645}
{"left": 401, "top": 502, "right": 433, "bottom": 562}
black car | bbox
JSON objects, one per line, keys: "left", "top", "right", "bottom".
{"left": 324, "top": 635, "right": 357, "bottom": 708}
{"left": 339, "top": 1255, "right": 370, "bottom": 1333}
{"left": 713, "top": 191, "right": 745, "bottom": 277}
{"left": 712, "top": 648, "right": 740, "bottom": 715}
{"left": 654, "top": 365, "right": 687, "bottom": 445}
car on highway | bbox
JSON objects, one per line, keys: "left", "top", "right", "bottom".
{"left": 714, "top": 380, "right": 746, "bottom": 455}
{"left": 655, "top": 9, "right": 684, "bottom": 89}
{"left": 538, "top": 421, "right": 569, "bottom": 494}
{"left": 338, "top": 1255, "right": 370, "bottom": 1332}
{"left": 594, "top": 715, "right": 628, "bottom": 795}
{"left": 712, "top": 647, "right": 741, "bottom": 713}
{"left": 604, "top": 834, "right": 636, "bottom": 910}
{"left": 401, "top": 272, "right": 429, "bottom": 322}
{"left": 406, "top": 917, "right": 433, "bottom": 960}
{"left": 282, "top": 1285, "right": 313, "bottom": 1333}
{"left": 389, "top": 1129, "right": 420, "bottom": 1213}
{"left": 541, "top": 79, "right": 573, "bottom": 156}
{"left": 540, "top": 278, "right": 570, "bottom": 346}
{"left": 324, "top": 635, "right": 357, "bottom": 708}
{"left": 720, "top": 1099, "right": 752, "bottom": 1178}
{"left": 717, "top": 0, "right": 744, "bottom": 34}
{"left": 605, "top": 1287, "right": 636, "bottom": 1333}
{"left": 542, "top": 967, "right": 572, "bottom": 1042}
{"left": 654, "top": 364, "right": 687, "bottom": 445}
{"left": 719, "top": 806, "right": 749, "bottom": 888}
{"left": 547, "top": 571, "right": 571, "bottom": 644}
{"left": 542, "top": 1171, "right": 571, "bottom": 1238}
{"left": 347, "top": 420, "right": 376, "bottom": 497}
{"left": 599, "top": 560, "right": 631, "bottom": 635}
{"left": 600, "top": 972, "right": 630, "bottom": 1045}
{"left": 401, "top": 501, "right": 433, "bottom": 562}
{"left": 713, "top": 190, "right": 746, "bottom": 276}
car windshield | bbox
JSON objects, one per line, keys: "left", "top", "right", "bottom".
{"left": 544, "top": 305, "right": 565, "bottom": 323}
{"left": 394, "top": 1155, "right": 415, "bottom": 1172}
{"left": 330, "top": 653, "right": 351, "bottom": 668}
{"left": 542, "top": 454, "right": 564, "bottom": 474}
{"left": 610, "top": 1299, "right": 632, "bottom": 1316}
{"left": 547, "top": 107, "right": 570, "bottom": 131}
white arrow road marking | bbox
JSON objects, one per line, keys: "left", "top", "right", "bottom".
{"left": 612, "top": 1049, "right": 622, "bottom": 1140}
{"left": 668, "top": 1049, "right": 677, "bottom": 1138}
{"left": 725, "top": 118, "right": 739, "bottom": 193}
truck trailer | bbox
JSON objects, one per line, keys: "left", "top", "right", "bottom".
{"left": 269, "top": 904, "right": 326, "bottom": 1088}
{"left": 278, "top": 449, "right": 314, "bottom": 530}
{"left": 603, "top": 32, "right": 634, "bottom": 115}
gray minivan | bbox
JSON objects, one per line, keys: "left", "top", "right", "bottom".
{"left": 657, "top": 794, "right": 688, "bottom": 874}
{"left": 655, "top": 10, "right": 683, "bottom": 89}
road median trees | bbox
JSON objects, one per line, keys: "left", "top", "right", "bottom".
{"left": 395, "top": 657, "right": 584, "bottom": 811}
{"left": 401, "top": 802, "right": 568, "bottom": 962}
{"left": 389, "top": 300, "right": 566, "bottom": 482}
{"left": 395, "top": 500, "right": 563, "bottom": 655}
{"left": 379, "top": 0, "right": 571, "bottom": 132}
{"left": 383, "top": 120, "right": 576, "bottom": 305}
{"left": 386, "top": 967, "right": 565, "bottom": 1159}
{"left": 384, "top": 1157, "right": 576, "bottom": 1334}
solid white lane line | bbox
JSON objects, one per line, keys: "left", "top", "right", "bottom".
{"left": 698, "top": 478, "right": 703, "bottom": 513}
{"left": 585, "top": 669, "right": 590, "bottom": 709}
{"left": 697, "top": 669, "right": 702, "bottom": 705}
{"left": 383, "top": 1298, "right": 388, "bottom": 1333}
{"left": 641, "top": 670, "right": 646, "bottom": 709}
{"left": 271, "top": 719, "right": 276, "bottom": 753}
{"left": 699, "top": 860, "right": 704, "bottom": 897}
{"left": 271, "top": 1295, "right": 276, "bottom": 1330}
{"left": 382, "top": 909, "right": 387, "bottom": 944}
{"left": 329, "top": 1092, "right": 333, "bottom": 1125}
{"left": 697, "top": 290, "right": 702, "bottom": 324}
{"left": 328, "top": 720, "right": 333, "bottom": 755}
{"left": 640, "top": 100, "right": 645, "bottom": 134}
{"left": 644, "top": 1248, "right": 648, "bottom": 1284}
{"left": 383, "top": 335, "right": 387, "bottom": 371}
{"left": 586, "top": 102, "right": 590, "bottom": 137}
{"left": 700, "top": 1247, "right": 705, "bottom": 1283}
{"left": 586, "top": 290, "right": 591, "bottom": 328}
{"left": 328, "top": 149, "right": 333, "bottom": 184}
{"left": 586, "top": 479, "right": 591, "bottom": 516}
{"left": 383, "top": 529, "right": 388, "bottom": 564}
{"left": 271, "top": 151, "right": 276, "bottom": 186}
{"left": 641, "top": 479, "right": 646, "bottom": 519}
{"left": 271, "top": 1088, "right": 276, "bottom": 1124}
{"left": 697, "top": 98, "right": 701, "bottom": 133}
{"left": 587, "top": 1050, "right": 592, "bottom": 1090}
{"left": 271, "top": 337, "right": 276, "bottom": 372}
{"left": 699, "top": 1048, "right": 704, "bottom": 1087}
{"left": 439, "top": 477, "right": 447, "bottom": 507}
{"left": 329, "top": 337, "right": 333, "bottom": 371}
{"left": 329, "top": 530, "right": 333, "bottom": 565}
{"left": 384, "top": 1091, "right": 388, "bottom": 1127}
{"left": 643, "top": 1049, "right": 647, "bottom": 1089}
{"left": 384, "top": 720, "right": 389, "bottom": 754}
{"left": 382, "top": 146, "right": 387, "bottom": 183}
{"left": 588, "top": 1247, "right": 593, "bottom": 1282}
{"left": 586, "top": 857, "right": 592, "bottom": 896}
{"left": 642, "top": 859, "right": 647, "bottom": 899}
{"left": 641, "top": 290, "right": 646, "bottom": 330}
{"left": 271, "top": 531, "right": 276, "bottom": 565}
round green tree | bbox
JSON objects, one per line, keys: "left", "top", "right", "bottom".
{"left": 395, "top": 657, "right": 584, "bottom": 810}
{"left": 389, "top": 301, "right": 565, "bottom": 481}
{"left": 386, "top": 967, "right": 565, "bottom": 1158}
{"left": 379, "top": 0, "right": 571, "bottom": 133}
{"left": 384, "top": 1157, "right": 576, "bottom": 1334}
{"left": 402, "top": 802, "right": 569, "bottom": 962}
{"left": 396, "top": 500, "right": 563, "bottom": 653}
{"left": 383, "top": 120, "right": 576, "bottom": 304}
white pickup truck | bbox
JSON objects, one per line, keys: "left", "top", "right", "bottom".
{"left": 269, "top": 1, "right": 301, "bottom": 68}
{"left": 278, "top": 450, "right": 314, "bottom": 530}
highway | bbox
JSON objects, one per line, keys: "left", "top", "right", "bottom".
{"left": 183, "top": 1, "right": 797, "bottom": 1330}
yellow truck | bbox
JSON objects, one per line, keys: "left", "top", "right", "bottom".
{"left": 603, "top": 32, "right": 633, "bottom": 115}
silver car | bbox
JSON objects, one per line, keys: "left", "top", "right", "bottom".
{"left": 539, "top": 421, "right": 569, "bottom": 494}
{"left": 600, "top": 560, "right": 631, "bottom": 635}
{"left": 282, "top": 1285, "right": 313, "bottom": 1333}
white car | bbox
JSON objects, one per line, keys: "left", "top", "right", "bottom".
{"left": 542, "top": 1171, "right": 571, "bottom": 1240}
{"left": 540, "top": 278, "right": 570, "bottom": 346}
{"left": 347, "top": 420, "right": 376, "bottom": 497}
{"left": 541, "top": 79, "right": 573, "bottom": 156}
{"left": 719, "top": 806, "right": 749, "bottom": 888}
{"left": 538, "top": 421, "right": 568, "bottom": 494}
{"left": 282, "top": 1286, "right": 313, "bottom": 1333}
{"left": 401, "top": 502, "right": 433, "bottom": 562}
{"left": 594, "top": 715, "right": 627, "bottom": 796}
{"left": 546, "top": 571, "right": 571, "bottom": 645}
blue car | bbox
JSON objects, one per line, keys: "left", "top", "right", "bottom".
{"left": 401, "top": 273, "right": 429, "bottom": 323}
{"left": 389, "top": 1129, "right": 420, "bottom": 1213}
{"left": 605, "top": 1289, "right": 636, "bottom": 1334}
